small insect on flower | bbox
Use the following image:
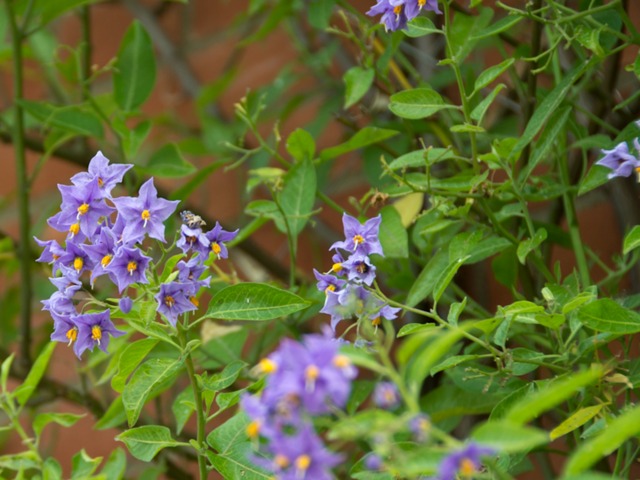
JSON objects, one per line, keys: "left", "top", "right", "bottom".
{"left": 180, "top": 210, "right": 207, "bottom": 229}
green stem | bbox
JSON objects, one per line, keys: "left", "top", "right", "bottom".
{"left": 179, "top": 329, "right": 207, "bottom": 480}
{"left": 6, "top": 0, "right": 32, "bottom": 368}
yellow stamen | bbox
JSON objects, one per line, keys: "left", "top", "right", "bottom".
{"left": 295, "top": 454, "right": 311, "bottom": 472}
{"left": 91, "top": 325, "right": 102, "bottom": 345}
{"left": 418, "top": 0, "right": 426, "bottom": 6}
{"left": 353, "top": 234, "right": 365, "bottom": 246}
{"left": 77, "top": 203, "right": 90, "bottom": 217}
{"left": 372, "top": 316, "right": 381, "bottom": 327}
{"left": 393, "top": 5, "right": 402, "bottom": 15}
{"left": 141, "top": 209, "right": 151, "bottom": 227}
{"left": 305, "top": 364, "right": 319, "bottom": 392}
{"left": 127, "top": 261, "right": 138, "bottom": 276}
{"left": 258, "top": 358, "right": 277, "bottom": 374}
{"left": 73, "top": 257, "right": 83, "bottom": 272}
{"left": 325, "top": 284, "right": 336, "bottom": 295}
{"left": 69, "top": 223, "right": 80, "bottom": 237}
{"left": 333, "top": 354, "right": 351, "bottom": 369}
{"left": 186, "top": 236, "right": 197, "bottom": 245}
{"left": 459, "top": 457, "right": 476, "bottom": 477}
{"left": 97, "top": 177, "right": 104, "bottom": 187}
{"left": 212, "top": 242, "right": 221, "bottom": 257}
{"left": 165, "top": 295, "right": 175, "bottom": 308}
{"left": 66, "top": 327, "right": 78, "bottom": 346}
{"left": 274, "top": 454, "right": 289, "bottom": 469}
{"left": 246, "top": 420, "right": 260, "bottom": 439}
{"left": 101, "top": 254, "right": 112, "bottom": 268}
{"left": 331, "top": 262, "right": 342, "bottom": 273}
{"left": 190, "top": 296, "right": 199, "bottom": 307}
{"left": 52, "top": 254, "right": 60, "bottom": 260}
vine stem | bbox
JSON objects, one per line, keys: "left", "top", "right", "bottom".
{"left": 5, "top": 0, "right": 32, "bottom": 368}
{"left": 179, "top": 328, "right": 208, "bottom": 480}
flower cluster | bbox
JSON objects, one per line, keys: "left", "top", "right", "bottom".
{"left": 241, "top": 330, "right": 357, "bottom": 479}
{"left": 437, "top": 443, "right": 496, "bottom": 480}
{"left": 596, "top": 138, "right": 640, "bottom": 180}
{"left": 315, "top": 213, "right": 400, "bottom": 333}
{"left": 35, "top": 151, "right": 238, "bottom": 358}
{"left": 367, "top": 0, "right": 441, "bottom": 32}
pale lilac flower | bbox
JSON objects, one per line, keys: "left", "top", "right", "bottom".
{"left": 56, "top": 178, "right": 115, "bottom": 238}
{"left": 437, "top": 443, "right": 496, "bottom": 480}
{"left": 155, "top": 281, "right": 197, "bottom": 326}
{"left": 373, "top": 381, "right": 400, "bottom": 409}
{"left": 364, "top": 454, "right": 383, "bottom": 471}
{"left": 313, "top": 269, "right": 346, "bottom": 294}
{"left": 34, "top": 237, "right": 65, "bottom": 273}
{"left": 596, "top": 140, "right": 640, "bottom": 179}
{"left": 71, "top": 151, "right": 133, "bottom": 198}
{"left": 177, "top": 224, "right": 210, "bottom": 255}
{"left": 73, "top": 310, "right": 125, "bottom": 358}
{"left": 205, "top": 221, "right": 239, "bottom": 260}
{"left": 119, "top": 296, "right": 133, "bottom": 314}
{"left": 367, "top": 0, "right": 409, "bottom": 32}
{"left": 112, "top": 178, "right": 180, "bottom": 243}
{"left": 176, "top": 257, "right": 211, "bottom": 294}
{"left": 105, "top": 246, "right": 151, "bottom": 293}
{"left": 330, "top": 213, "right": 383, "bottom": 257}
{"left": 81, "top": 227, "right": 119, "bottom": 286}
{"left": 50, "top": 311, "right": 80, "bottom": 347}
{"left": 342, "top": 253, "right": 377, "bottom": 285}
{"left": 57, "top": 241, "right": 94, "bottom": 276}
{"left": 409, "top": 413, "right": 431, "bottom": 442}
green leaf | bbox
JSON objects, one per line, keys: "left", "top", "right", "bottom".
{"left": 430, "top": 354, "right": 481, "bottom": 375}
{"left": 623, "top": 225, "right": 640, "bottom": 255}
{"left": 319, "top": 126, "right": 398, "bottom": 160}
{"left": 388, "top": 148, "right": 455, "bottom": 170}
{"left": 286, "top": 129, "right": 316, "bottom": 162}
{"left": 388, "top": 88, "right": 457, "bottom": 119}
{"left": 504, "top": 367, "right": 603, "bottom": 425}
{"left": 1, "top": 353, "right": 14, "bottom": 393}
{"left": 576, "top": 298, "right": 640, "bottom": 334}
{"left": 405, "top": 250, "right": 449, "bottom": 307}
{"left": 141, "top": 143, "right": 196, "bottom": 178}
{"left": 113, "top": 21, "right": 157, "bottom": 111}
{"left": 111, "top": 338, "right": 159, "bottom": 393}
{"left": 100, "top": 448, "right": 126, "bottom": 480}
{"left": 471, "top": 420, "right": 549, "bottom": 452}
{"left": 471, "top": 84, "right": 506, "bottom": 124}
{"left": 37, "top": 0, "right": 99, "bottom": 26}
{"left": 278, "top": 158, "right": 317, "bottom": 237}
{"left": 122, "top": 357, "right": 183, "bottom": 426}
{"left": 397, "top": 323, "right": 436, "bottom": 338}
{"left": 449, "top": 7, "right": 493, "bottom": 62}
{"left": 33, "top": 412, "right": 85, "bottom": 438}
{"left": 205, "top": 283, "right": 310, "bottom": 321}
{"left": 43, "top": 457, "right": 62, "bottom": 480}
{"left": 449, "top": 123, "right": 485, "bottom": 133}
{"left": 344, "top": 66, "right": 375, "bottom": 108}
{"left": 245, "top": 199, "right": 286, "bottom": 233}
{"left": 516, "top": 228, "right": 547, "bottom": 264}
{"left": 578, "top": 164, "right": 610, "bottom": 196}
{"left": 472, "top": 15, "right": 523, "bottom": 40}
{"left": 70, "top": 449, "right": 102, "bottom": 480}
{"left": 433, "top": 256, "right": 470, "bottom": 304}
{"left": 473, "top": 58, "right": 514, "bottom": 94}
{"left": 172, "top": 387, "right": 195, "bottom": 435}
{"left": 201, "top": 361, "right": 246, "bottom": 393}
{"left": 95, "top": 397, "right": 126, "bottom": 430}
{"left": 510, "top": 66, "right": 584, "bottom": 158}
{"left": 550, "top": 405, "right": 604, "bottom": 441}
{"left": 405, "top": 17, "right": 441, "bottom": 37}
{"left": 117, "top": 426, "right": 185, "bottom": 462}
{"left": 15, "top": 342, "right": 56, "bottom": 406}
{"left": 564, "top": 403, "right": 640, "bottom": 475}
{"left": 20, "top": 100, "right": 104, "bottom": 138}
{"left": 379, "top": 205, "right": 408, "bottom": 259}
{"left": 122, "top": 120, "right": 151, "bottom": 159}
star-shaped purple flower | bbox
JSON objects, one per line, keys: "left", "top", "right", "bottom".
{"left": 105, "top": 246, "right": 151, "bottom": 293}
{"left": 56, "top": 178, "right": 115, "bottom": 239}
{"left": 437, "top": 443, "right": 496, "bottom": 480}
{"left": 155, "top": 281, "right": 197, "bottom": 326}
{"left": 330, "top": 213, "right": 384, "bottom": 257}
{"left": 81, "top": 227, "right": 120, "bottom": 286}
{"left": 73, "top": 310, "right": 126, "bottom": 358}
{"left": 112, "top": 178, "right": 180, "bottom": 243}
{"left": 177, "top": 224, "right": 210, "bottom": 256}
{"left": 71, "top": 151, "right": 133, "bottom": 198}
{"left": 342, "top": 253, "right": 377, "bottom": 285}
{"left": 50, "top": 311, "right": 80, "bottom": 348}
{"left": 205, "top": 222, "right": 239, "bottom": 260}
{"left": 596, "top": 140, "right": 640, "bottom": 179}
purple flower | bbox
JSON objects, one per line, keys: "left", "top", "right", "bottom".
{"left": 177, "top": 257, "right": 211, "bottom": 294}
{"left": 409, "top": 413, "right": 431, "bottom": 442}
{"left": 364, "top": 453, "right": 383, "bottom": 471}
{"left": 48, "top": 266, "right": 82, "bottom": 298}
{"left": 342, "top": 253, "right": 377, "bottom": 285}
{"left": 112, "top": 178, "right": 180, "bottom": 243}
{"left": 81, "top": 227, "right": 119, "bottom": 286}
{"left": 205, "top": 221, "right": 239, "bottom": 260}
{"left": 47, "top": 210, "right": 87, "bottom": 244}
{"left": 57, "top": 241, "right": 94, "bottom": 276}
{"left": 73, "top": 310, "right": 125, "bottom": 358}
{"left": 596, "top": 140, "right": 640, "bottom": 179}
{"left": 313, "top": 269, "right": 346, "bottom": 294}
{"left": 50, "top": 311, "right": 80, "bottom": 347}
{"left": 177, "top": 224, "right": 210, "bottom": 255}
{"left": 367, "top": 0, "right": 409, "bottom": 32}
{"left": 56, "top": 178, "right": 115, "bottom": 239}
{"left": 105, "top": 246, "right": 151, "bottom": 293}
{"left": 119, "top": 296, "right": 133, "bottom": 314}
{"left": 373, "top": 381, "right": 400, "bottom": 409}
{"left": 437, "top": 443, "right": 496, "bottom": 480}
{"left": 330, "top": 213, "right": 384, "bottom": 257}
{"left": 263, "top": 425, "right": 342, "bottom": 480}
{"left": 34, "top": 237, "right": 65, "bottom": 273}
{"left": 155, "top": 282, "right": 197, "bottom": 326}
{"left": 71, "top": 151, "right": 133, "bottom": 198}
